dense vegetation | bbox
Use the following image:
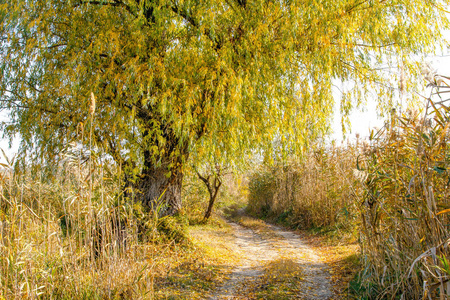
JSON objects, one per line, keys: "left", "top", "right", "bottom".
{"left": 247, "top": 82, "right": 450, "bottom": 298}
{"left": 247, "top": 143, "right": 359, "bottom": 231}
{"left": 1, "top": 0, "right": 450, "bottom": 299}
{"left": 1, "top": 0, "right": 448, "bottom": 215}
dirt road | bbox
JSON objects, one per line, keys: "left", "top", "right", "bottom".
{"left": 210, "top": 219, "right": 333, "bottom": 299}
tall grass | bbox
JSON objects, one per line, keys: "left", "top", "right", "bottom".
{"left": 0, "top": 147, "right": 164, "bottom": 299}
{"left": 247, "top": 143, "right": 361, "bottom": 232}
{"left": 356, "top": 99, "right": 450, "bottom": 298}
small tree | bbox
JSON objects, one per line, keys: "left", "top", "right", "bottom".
{"left": 195, "top": 164, "right": 228, "bottom": 222}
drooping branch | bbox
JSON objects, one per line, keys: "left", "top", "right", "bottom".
{"left": 169, "top": 2, "right": 224, "bottom": 51}
{"left": 74, "top": 0, "right": 135, "bottom": 16}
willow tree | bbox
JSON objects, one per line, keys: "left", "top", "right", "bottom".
{"left": 0, "top": 0, "right": 448, "bottom": 215}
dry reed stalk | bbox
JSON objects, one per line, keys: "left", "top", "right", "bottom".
{"left": 356, "top": 87, "right": 450, "bottom": 298}
{"left": 247, "top": 143, "right": 361, "bottom": 231}
{"left": 0, "top": 138, "right": 161, "bottom": 298}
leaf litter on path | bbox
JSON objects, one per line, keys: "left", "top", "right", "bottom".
{"left": 209, "top": 219, "right": 333, "bottom": 299}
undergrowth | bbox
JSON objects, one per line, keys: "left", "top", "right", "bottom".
{"left": 246, "top": 143, "right": 360, "bottom": 241}
{"left": 246, "top": 81, "right": 450, "bottom": 299}
{"left": 0, "top": 146, "right": 238, "bottom": 299}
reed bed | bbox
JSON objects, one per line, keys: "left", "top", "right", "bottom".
{"left": 356, "top": 100, "right": 450, "bottom": 299}
{"left": 0, "top": 148, "right": 166, "bottom": 299}
{"left": 247, "top": 143, "right": 361, "bottom": 232}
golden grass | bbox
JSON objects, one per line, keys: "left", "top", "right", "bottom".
{"left": 189, "top": 222, "right": 239, "bottom": 265}
{"left": 0, "top": 154, "right": 163, "bottom": 299}
{"left": 0, "top": 144, "right": 242, "bottom": 299}
{"left": 247, "top": 144, "right": 360, "bottom": 232}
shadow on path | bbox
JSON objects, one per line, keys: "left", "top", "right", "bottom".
{"left": 209, "top": 219, "right": 333, "bottom": 299}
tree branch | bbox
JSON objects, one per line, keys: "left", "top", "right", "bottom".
{"left": 169, "top": 2, "right": 223, "bottom": 51}
{"left": 74, "top": 0, "right": 135, "bottom": 16}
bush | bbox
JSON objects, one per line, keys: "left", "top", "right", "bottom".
{"left": 156, "top": 215, "right": 190, "bottom": 244}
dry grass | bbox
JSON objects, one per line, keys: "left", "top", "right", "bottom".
{"left": 354, "top": 98, "right": 450, "bottom": 298}
{"left": 246, "top": 144, "right": 360, "bottom": 232}
{"left": 232, "top": 215, "right": 279, "bottom": 240}
{"left": 189, "top": 222, "right": 238, "bottom": 264}
{"left": 251, "top": 258, "right": 304, "bottom": 300}
{"left": 150, "top": 238, "right": 236, "bottom": 299}
{"left": 0, "top": 144, "right": 240, "bottom": 299}
{"left": 0, "top": 143, "right": 174, "bottom": 299}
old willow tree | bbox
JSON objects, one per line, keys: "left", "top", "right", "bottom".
{"left": 0, "top": 0, "right": 448, "bottom": 215}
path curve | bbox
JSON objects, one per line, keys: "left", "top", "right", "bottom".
{"left": 210, "top": 220, "right": 333, "bottom": 299}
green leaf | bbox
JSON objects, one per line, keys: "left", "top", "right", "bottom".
{"left": 433, "top": 166, "right": 446, "bottom": 174}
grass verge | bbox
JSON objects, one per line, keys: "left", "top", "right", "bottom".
{"left": 153, "top": 216, "right": 239, "bottom": 299}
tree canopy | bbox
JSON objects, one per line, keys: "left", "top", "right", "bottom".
{"left": 0, "top": 0, "right": 448, "bottom": 214}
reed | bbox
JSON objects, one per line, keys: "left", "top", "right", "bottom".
{"left": 0, "top": 143, "right": 164, "bottom": 299}
{"left": 355, "top": 98, "right": 450, "bottom": 299}
{"left": 247, "top": 143, "right": 361, "bottom": 232}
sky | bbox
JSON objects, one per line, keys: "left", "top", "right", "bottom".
{"left": 330, "top": 93, "right": 384, "bottom": 142}
{"left": 331, "top": 46, "right": 450, "bottom": 143}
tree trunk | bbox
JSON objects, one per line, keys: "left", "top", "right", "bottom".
{"left": 203, "top": 182, "right": 220, "bottom": 221}
{"left": 196, "top": 168, "right": 222, "bottom": 222}
{"left": 136, "top": 157, "right": 184, "bottom": 217}
{"left": 125, "top": 119, "right": 187, "bottom": 216}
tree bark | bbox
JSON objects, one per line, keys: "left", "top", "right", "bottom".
{"left": 203, "top": 177, "right": 221, "bottom": 221}
{"left": 137, "top": 162, "right": 183, "bottom": 217}
{"left": 130, "top": 115, "right": 188, "bottom": 217}
{"left": 196, "top": 168, "right": 222, "bottom": 222}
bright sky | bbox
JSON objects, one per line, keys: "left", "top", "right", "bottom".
{"left": 330, "top": 93, "right": 384, "bottom": 142}
{"left": 331, "top": 45, "right": 450, "bottom": 143}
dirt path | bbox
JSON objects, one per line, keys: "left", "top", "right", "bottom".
{"left": 210, "top": 220, "right": 333, "bottom": 299}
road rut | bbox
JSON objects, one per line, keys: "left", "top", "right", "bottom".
{"left": 210, "top": 220, "right": 333, "bottom": 299}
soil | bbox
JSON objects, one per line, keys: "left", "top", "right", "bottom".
{"left": 209, "top": 219, "right": 334, "bottom": 299}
